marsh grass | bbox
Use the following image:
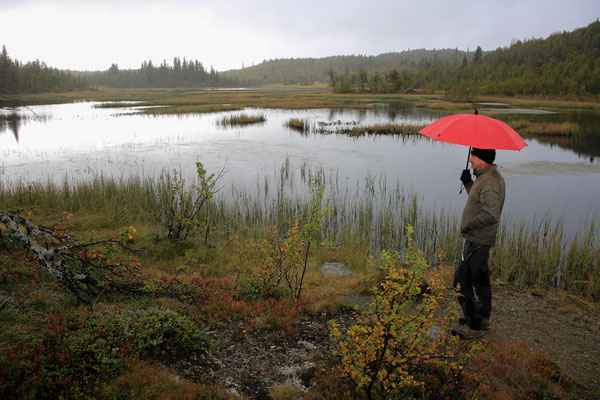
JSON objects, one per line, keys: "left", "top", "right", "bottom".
{"left": 6, "top": 87, "right": 600, "bottom": 114}
{"left": 93, "top": 102, "right": 142, "bottom": 109}
{"left": 285, "top": 118, "right": 311, "bottom": 133}
{"left": 144, "top": 104, "right": 244, "bottom": 115}
{"left": 413, "top": 100, "right": 474, "bottom": 112}
{"left": 508, "top": 120, "right": 581, "bottom": 136}
{"left": 0, "top": 176, "right": 157, "bottom": 226}
{"left": 348, "top": 123, "right": 425, "bottom": 136}
{"left": 478, "top": 96, "right": 600, "bottom": 111}
{"left": 492, "top": 216, "right": 600, "bottom": 297}
{"left": 311, "top": 121, "right": 425, "bottom": 136}
{"left": 1, "top": 161, "right": 598, "bottom": 298}
{"left": 3, "top": 88, "right": 445, "bottom": 116}
{"left": 218, "top": 113, "right": 266, "bottom": 127}
{"left": 115, "top": 89, "right": 379, "bottom": 114}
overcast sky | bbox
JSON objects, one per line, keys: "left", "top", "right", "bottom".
{"left": 1, "top": 0, "right": 598, "bottom": 72}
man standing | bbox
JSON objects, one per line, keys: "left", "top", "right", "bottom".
{"left": 452, "top": 148, "right": 505, "bottom": 339}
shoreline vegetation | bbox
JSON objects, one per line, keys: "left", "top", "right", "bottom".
{"left": 4, "top": 86, "right": 600, "bottom": 110}
{"left": 2, "top": 87, "right": 598, "bottom": 139}
{"left": 1, "top": 166, "right": 598, "bottom": 298}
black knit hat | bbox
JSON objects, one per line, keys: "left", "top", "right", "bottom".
{"left": 471, "top": 148, "right": 496, "bottom": 164}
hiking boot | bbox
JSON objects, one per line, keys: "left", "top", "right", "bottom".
{"left": 459, "top": 317, "right": 491, "bottom": 330}
{"left": 450, "top": 324, "right": 484, "bottom": 339}
{"left": 481, "top": 318, "right": 491, "bottom": 331}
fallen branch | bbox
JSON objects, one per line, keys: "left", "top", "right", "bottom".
{"left": 0, "top": 210, "right": 147, "bottom": 303}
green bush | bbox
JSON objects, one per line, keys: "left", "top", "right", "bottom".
{"left": 0, "top": 304, "right": 211, "bottom": 399}
{"left": 330, "top": 226, "right": 462, "bottom": 399}
{"left": 154, "top": 162, "right": 222, "bottom": 240}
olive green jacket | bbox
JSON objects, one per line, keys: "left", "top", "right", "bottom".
{"left": 460, "top": 164, "right": 506, "bottom": 246}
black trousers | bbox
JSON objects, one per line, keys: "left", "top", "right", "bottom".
{"left": 453, "top": 240, "right": 492, "bottom": 330}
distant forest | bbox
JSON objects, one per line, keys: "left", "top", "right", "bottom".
{"left": 0, "top": 46, "right": 86, "bottom": 94}
{"left": 82, "top": 59, "right": 231, "bottom": 88}
{"left": 1, "top": 20, "right": 599, "bottom": 98}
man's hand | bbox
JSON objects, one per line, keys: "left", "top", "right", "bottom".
{"left": 460, "top": 169, "right": 473, "bottom": 185}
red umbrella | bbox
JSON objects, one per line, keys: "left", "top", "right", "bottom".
{"left": 418, "top": 112, "right": 527, "bottom": 192}
{"left": 418, "top": 113, "right": 527, "bottom": 150}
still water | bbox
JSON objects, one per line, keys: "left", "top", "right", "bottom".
{"left": 1, "top": 101, "right": 599, "bottom": 238}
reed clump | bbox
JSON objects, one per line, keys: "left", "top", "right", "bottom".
{"left": 217, "top": 113, "right": 266, "bottom": 127}
{"left": 285, "top": 118, "right": 311, "bottom": 133}
{"left": 349, "top": 124, "right": 425, "bottom": 136}
{"left": 312, "top": 122, "right": 425, "bottom": 136}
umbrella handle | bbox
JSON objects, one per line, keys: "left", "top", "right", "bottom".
{"left": 459, "top": 147, "right": 472, "bottom": 194}
{"left": 465, "top": 146, "right": 471, "bottom": 169}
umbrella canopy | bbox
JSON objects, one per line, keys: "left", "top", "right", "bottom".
{"left": 418, "top": 114, "right": 527, "bottom": 151}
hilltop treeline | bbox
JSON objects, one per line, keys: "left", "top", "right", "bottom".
{"left": 227, "top": 20, "right": 600, "bottom": 99}
{"left": 420, "top": 20, "right": 600, "bottom": 98}
{"left": 222, "top": 49, "right": 466, "bottom": 86}
{"left": 0, "top": 46, "right": 87, "bottom": 94}
{"left": 84, "top": 58, "right": 235, "bottom": 88}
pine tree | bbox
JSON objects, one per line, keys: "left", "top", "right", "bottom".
{"left": 473, "top": 46, "right": 483, "bottom": 64}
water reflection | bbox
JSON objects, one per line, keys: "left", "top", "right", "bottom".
{"left": 526, "top": 133, "right": 600, "bottom": 160}
{"left": 0, "top": 111, "right": 52, "bottom": 143}
{"left": 496, "top": 109, "right": 600, "bottom": 158}
{"left": 0, "top": 113, "right": 20, "bottom": 142}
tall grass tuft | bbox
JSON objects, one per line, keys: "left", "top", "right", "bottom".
{"left": 285, "top": 118, "right": 311, "bottom": 133}
{"left": 492, "top": 215, "right": 600, "bottom": 297}
{"left": 0, "top": 176, "right": 157, "bottom": 225}
{"left": 562, "top": 218, "right": 599, "bottom": 297}
{"left": 492, "top": 217, "right": 566, "bottom": 289}
{"left": 217, "top": 113, "right": 266, "bottom": 127}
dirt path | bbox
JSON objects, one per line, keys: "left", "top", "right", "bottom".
{"left": 346, "top": 283, "right": 600, "bottom": 390}
{"left": 488, "top": 284, "right": 600, "bottom": 390}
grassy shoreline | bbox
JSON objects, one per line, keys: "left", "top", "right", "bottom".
{"left": 1, "top": 170, "right": 598, "bottom": 298}
{"left": 4, "top": 86, "right": 600, "bottom": 111}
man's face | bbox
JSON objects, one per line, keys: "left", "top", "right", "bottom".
{"left": 469, "top": 154, "right": 487, "bottom": 171}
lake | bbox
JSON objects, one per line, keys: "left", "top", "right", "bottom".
{"left": 1, "top": 101, "right": 599, "bottom": 239}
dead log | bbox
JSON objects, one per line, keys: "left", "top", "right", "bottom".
{"left": 0, "top": 210, "right": 147, "bottom": 303}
